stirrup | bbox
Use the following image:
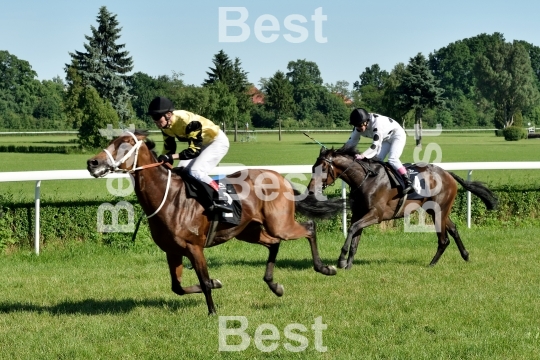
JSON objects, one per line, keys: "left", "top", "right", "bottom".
{"left": 211, "top": 202, "right": 233, "bottom": 213}
{"left": 402, "top": 185, "right": 413, "bottom": 195}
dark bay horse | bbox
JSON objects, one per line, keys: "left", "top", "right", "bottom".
{"left": 86, "top": 131, "right": 336, "bottom": 315}
{"left": 303, "top": 146, "right": 498, "bottom": 269}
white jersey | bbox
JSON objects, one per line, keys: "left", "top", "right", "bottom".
{"left": 345, "top": 113, "right": 405, "bottom": 160}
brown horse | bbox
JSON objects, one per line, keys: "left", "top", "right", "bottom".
{"left": 303, "top": 146, "right": 498, "bottom": 269}
{"left": 86, "top": 131, "right": 337, "bottom": 315}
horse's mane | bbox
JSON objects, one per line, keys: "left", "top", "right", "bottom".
{"left": 143, "top": 137, "right": 158, "bottom": 159}
{"left": 322, "top": 144, "right": 358, "bottom": 158}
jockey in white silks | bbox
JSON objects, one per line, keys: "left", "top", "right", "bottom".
{"left": 345, "top": 108, "right": 413, "bottom": 195}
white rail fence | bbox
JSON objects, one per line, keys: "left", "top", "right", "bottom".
{"left": 1, "top": 162, "right": 540, "bottom": 254}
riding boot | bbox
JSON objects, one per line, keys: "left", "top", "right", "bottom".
{"left": 401, "top": 172, "right": 413, "bottom": 195}
{"left": 209, "top": 181, "right": 233, "bottom": 213}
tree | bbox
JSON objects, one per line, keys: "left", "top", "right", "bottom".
{"left": 325, "top": 80, "right": 351, "bottom": 102}
{"left": 128, "top": 71, "right": 184, "bottom": 124}
{"left": 381, "top": 63, "right": 409, "bottom": 124}
{"left": 204, "top": 50, "right": 251, "bottom": 137}
{"left": 351, "top": 64, "right": 390, "bottom": 114}
{"left": 77, "top": 85, "right": 119, "bottom": 149}
{"left": 68, "top": 6, "right": 133, "bottom": 121}
{"left": 0, "top": 50, "right": 40, "bottom": 126}
{"left": 33, "top": 77, "right": 66, "bottom": 129}
{"left": 517, "top": 40, "right": 540, "bottom": 92}
{"left": 353, "top": 64, "right": 389, "bottom": 90}
{"left": 64, "top": 61, "right": 85, "bottom": 129}
{"left": 207, "top": 82, "right": 237, "bottom": 135}
{"left": 204, "top": 50, "right": 234, "bottom": 87}
{"left": 286, "top": 59, "right": 324, "bottom": 121}
{"left": 474, "top": 41, "right": 540, "bottom": 128}
{"left": 397, "top": 53, "right": 445, "bottom": 147}
{"left": 429, "top": 33, "right": 505, "bottom": 101}
{"left": 263, "top": 71, "right": 295, "bottom": 139}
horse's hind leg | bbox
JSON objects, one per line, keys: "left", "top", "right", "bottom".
{"left": 166, "top": 252, "right": 222, "bottom": 296}
{"left": 427, "top": 209, "right": 450, "bottom": 266}
{"left": 261, "top": 218, "right": 336, "bottom": 276}
{"left": 447, "top": 217, "right": 469, "bottom": 261}
{"left": 302, "top": 220, "right": 337, "bottom": 276}
{"left": 264, "top": 243, "right": 284, "bottom": 297}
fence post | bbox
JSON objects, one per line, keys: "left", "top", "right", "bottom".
{"left": 467, "top": 170, "right": 473, "bottom": 228}
{"left": 342, "top": 180, "right": 347, "bottom": 237}
{"left": 35, "top": 180, "right": 41, "bottom": 255}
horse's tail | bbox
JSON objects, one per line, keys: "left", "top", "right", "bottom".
{"left": 293, "top": 189, "right": 343, "bottom": 219}
{"left": 448, "top": 172, "right": 498, "bottom": 210}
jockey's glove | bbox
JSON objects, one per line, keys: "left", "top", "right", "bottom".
{"left": 158, "top": 154, "right": 174, "bottom": 165}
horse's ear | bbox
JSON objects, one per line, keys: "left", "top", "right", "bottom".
{"left": 319, "top": 146, "right": 326, "bottom": 154}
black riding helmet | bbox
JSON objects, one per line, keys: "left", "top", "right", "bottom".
{"left": 349, "top": 108, "right": 370, "bottom": 127}
{"left": 147, "top": 96, "right": 174, "bottom": 115}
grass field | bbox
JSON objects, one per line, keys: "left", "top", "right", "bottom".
{"left": 1, "top": 226, "right": 540, "bottom": 359}
{"left": 1, "top": 132, "right": 539, "bottom": 202}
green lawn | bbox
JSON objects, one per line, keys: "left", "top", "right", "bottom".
{"left": 1, "top": 226, "right": 539, "bottom": 359}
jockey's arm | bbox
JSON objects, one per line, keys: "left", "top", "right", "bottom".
{"left": 178, "top": 121, "right": 203, "bottom": 160}
{"left": 161, "top": 132, "right": 177, "bottom": 157}
{"left": 362, "top": 119, "right": 382, "bottom": 159}
{"left": 345, "top": 128, "right": 361, "bottom": 148}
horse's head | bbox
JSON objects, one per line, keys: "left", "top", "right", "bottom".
{"left": 87, "top": 130, "right": 155, "bottom": 178}
{"left": 307, "top": 145, "right": 357, "bottom": 195}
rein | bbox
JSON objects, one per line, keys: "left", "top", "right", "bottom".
{"left": 320, "top": 155, "right": 378, "bottom": 193}
{"left": 103, "top": 131, "right": 173, "bottom": 219}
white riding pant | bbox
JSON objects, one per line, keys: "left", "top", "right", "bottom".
{"left": 177, "top": 130, "right": 229, "bottom": 185}
{"left": 376, "top": 129, "right": 406, "bottom": 171}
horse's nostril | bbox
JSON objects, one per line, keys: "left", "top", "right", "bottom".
{"left": 87, "top": 159, "right": 99, "bottom": 167}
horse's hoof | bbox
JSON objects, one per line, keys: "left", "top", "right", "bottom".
{"left": 338, "top": 260, "right": 347, "bottom": 269}
{"left": 274, "top": 284, "right": 284, "bottom": 297}
{"left": 325, "top": 265, "right": 337, "bottom": 276}
{"left": 212, "top": 279, "right": 223, "bottom": 289}
{"left": 344, "top": 263, "right": 354, "bottom": 270}
{"left": 462, "top": 252, "right": 469, "bottom": 261}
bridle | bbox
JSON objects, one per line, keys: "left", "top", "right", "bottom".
{"left": 102, "top": 131, "right": 171, "bottom": 219}
{"left": 317, "top": 155, "right": 354, "bottom": 190}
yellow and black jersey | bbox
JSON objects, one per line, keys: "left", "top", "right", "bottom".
{"left": 161, "top": 110, "right": 220, "bottom": 160}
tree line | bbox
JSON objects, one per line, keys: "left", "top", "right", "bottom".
{"left": 1, "top": 6, "right": 539, "bottom": 149}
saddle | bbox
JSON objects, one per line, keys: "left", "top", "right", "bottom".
{"left": 173, "top": 168, "right": 242, "bottom": 225}
{"left": 375, "top": 161, "right": 427, "bottom": 201}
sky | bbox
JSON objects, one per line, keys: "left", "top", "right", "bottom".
{"left": 2, "top": 0, "right": 540, "bottom": 90}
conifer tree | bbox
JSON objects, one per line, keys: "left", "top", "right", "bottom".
{"left": 68, "top": 6, "right": 133, "bottom": 122}
{"left": 397, "top": 53, "right": 445, "bottom": 147}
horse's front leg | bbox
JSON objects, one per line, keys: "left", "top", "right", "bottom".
{"left": 338, "top": 210, "right": 363, "bottom": 268}
{"left": 338, "top": 209, "right": 380, "bottom": 270}
{"left": 185, "top": 243, "right": 218, "bottom": 315}
{"left": 166, "top": 252, "right": 186, "bottom": 296}
{"left": 345, "top": 229, "right": 363, "bottom": 270}
{"left": 166, "top": 252, "right": 222, "bottom": 297}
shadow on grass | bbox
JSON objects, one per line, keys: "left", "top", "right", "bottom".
{"left": 206, "top": 255, "right": 427, "bottom": 270}
{"left": 0, "top": 297, "right": 201, "bottom": 315}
